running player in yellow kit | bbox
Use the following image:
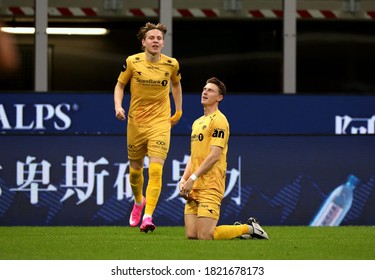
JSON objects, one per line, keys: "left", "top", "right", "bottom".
{"left": 179, "top": 77, "right": 269, "bottom": 240}
{"left": 114, "top": 22, "right": 182, "bottom": 233}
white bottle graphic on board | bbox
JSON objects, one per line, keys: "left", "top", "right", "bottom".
{"left": 310, "top": 175, "right": 360, "bottom": 226}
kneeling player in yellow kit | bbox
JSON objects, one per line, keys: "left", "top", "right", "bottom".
{"left": 179, "top": 77, "right": 269, "bottom": 240}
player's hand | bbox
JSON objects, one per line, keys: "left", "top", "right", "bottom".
{"left": 170, "top": 110, "right": 182, "bottom": 127}
{"left": 179, "top": 179, "right": 189, "bottom": 200}
{"left": 179, "top": 178, "right": 194, "bottom": 201}
{"left": 115, "top": 107, "right": 126, "bottom": 121}
{"left": 178, "top": 178, "right": 186, "bottom": 197}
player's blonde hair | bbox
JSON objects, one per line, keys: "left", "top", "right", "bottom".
{"left": 137, "top": 22, "right": 167, "bottom": 50}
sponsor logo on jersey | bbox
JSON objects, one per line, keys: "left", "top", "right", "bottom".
{"left": 212, "top": 129, "right": 225, "bottom": 139}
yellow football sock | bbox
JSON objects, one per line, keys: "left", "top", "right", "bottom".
{"left": 144, "top": 162, "right": 163, "bottom": 216}
{"left": 129, "top": 166, "right": 144, "bottom": 204}
{"left": 213, "top": 224, "right": 249, "bottom": 240}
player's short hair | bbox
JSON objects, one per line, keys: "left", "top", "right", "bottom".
{"left": 206, "top": 77, "right": 226, "bottom": 96}
{"left": 137, "top": 22, "right": 167, "bottom": 41}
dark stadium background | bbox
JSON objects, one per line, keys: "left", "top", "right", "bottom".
{"left": 1, "top": 5, "right": 375, "bottom": 94}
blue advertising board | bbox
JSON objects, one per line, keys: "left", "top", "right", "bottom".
{"left": 0, "top": 93, "right": 374, "bottom": 226}
{"left": 1, "top": 92, "right": 375, "bottom": 135}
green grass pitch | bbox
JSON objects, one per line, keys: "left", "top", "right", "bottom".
{"left": 0, "top": 226, "right": 374, "bottom": 260}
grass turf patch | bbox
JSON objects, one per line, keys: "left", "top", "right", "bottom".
{"left": 0, "top": 226, "right": 374, "bottom": 260}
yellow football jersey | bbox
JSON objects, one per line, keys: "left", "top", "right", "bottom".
{"left": 118, "top": 52, "right": 181, "bottom": 126}
{"left": 190, "top": 109, "right": 230, "bottom": 195}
